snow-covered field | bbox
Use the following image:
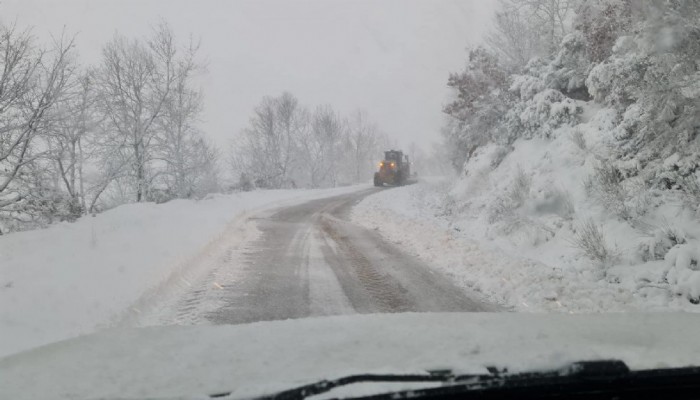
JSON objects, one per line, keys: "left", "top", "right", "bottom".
{"left": 353, "top": 171, "right": 700, "bottom": 313}
{"left": 0, "top": 185, "right": 368, "bottom": 358}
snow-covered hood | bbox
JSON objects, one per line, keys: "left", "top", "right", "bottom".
{"left": 2, "top": 312, "right": 700, "bottom": 400}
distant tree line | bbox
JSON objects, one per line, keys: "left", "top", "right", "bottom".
{"left": 0, "top": 21, "right": 218, "bottom": 233}
{"left": 229, "top": 92, "right": 391, "bottom": 190}
{"left": 0, "top": 20, "right": 394, "bottom": 233}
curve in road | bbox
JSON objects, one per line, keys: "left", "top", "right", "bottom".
{"left": 205, "top": 188, "right": 497, "bottom": 325}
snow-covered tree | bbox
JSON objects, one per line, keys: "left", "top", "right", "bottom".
{"left": 443, "top": 47, "right": 512, "bottom": 170}
{"left": 574, "top": 0, "right": 633, "bottom": 63}
{"left": 0, "top": 24, "right": 75, "bottom": 227}
{"left": 487, "top": 0, "right": 575, "bottom": 69}
{"left": 153, "top": 39, "right": 216, "bottom": 199}
{"left": 586, "top": 1, "right": 700, "bottom": 187}
{"left": 346, "top": 110, "right": 381, "bottom": 184}
{"left": 230, "top": 93, "right": 307, "bottom": 189}
{"left": 307, "top": 105, "right": 346, "bottom": 187}
{"left": 95, "top": 23, "right": 180, "bottom": 203}
{"left": 44, "top": 71, "right": 100, "bottom": 220}
{"left": 520, "top": 0, "right": 574, "bottom": 55}
{"left": 486, "top": 1, "right": 544, "bottom": 70}
{"left": 230, "top": 93, "right": 385, "bottom": 189}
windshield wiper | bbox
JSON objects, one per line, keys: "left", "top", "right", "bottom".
{"left": 232, "top": 360, "right": 700, "bottom": 400}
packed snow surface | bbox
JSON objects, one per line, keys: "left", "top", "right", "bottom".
{"left": 0, "top": 185, "right": 368, "bottom": 358}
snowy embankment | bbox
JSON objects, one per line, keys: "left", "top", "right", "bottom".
{"left": 353, "top": 180, "right": 698, "bottom": 312}
{"left": 353, "top": 109, "right": 700, "bottom": 314}
{"left": 0, "top": 185, "right": 367, "bottom": 357}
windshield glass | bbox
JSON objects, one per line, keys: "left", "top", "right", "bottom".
{"left": 1, "top": 1, "right": 699, "bottom": 399}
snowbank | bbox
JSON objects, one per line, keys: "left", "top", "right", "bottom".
{"left": 352, "top": 123, "right": 700, "bottom": 313}
{"left": 0, "top": 185, "right": 368, "bottom": 357}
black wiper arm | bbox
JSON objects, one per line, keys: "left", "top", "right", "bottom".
{"left": 234, "top": 360, "right": 700, "bottom": 400}
{"left": 354, "top": 361, "right": 700, "bottom": 400}
{"left": 242, "top": 361, "right": 616, "bottom": 400}
{"left": 247, "top": 370, "right": 456, "bottom": 400}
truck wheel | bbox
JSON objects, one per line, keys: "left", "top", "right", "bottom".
{"left": 374, "top": 173, "right": 382, "bottom": 187}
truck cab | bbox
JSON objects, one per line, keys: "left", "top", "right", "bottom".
{"left": 374, "top": 150, "right": 411, "bottom": 186}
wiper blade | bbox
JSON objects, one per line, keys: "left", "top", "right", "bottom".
{"left": 239, "top": 360, "right": 700, "bottom": 400}
{"left": 250, "top": 370, "right": 456, "bottom": 400}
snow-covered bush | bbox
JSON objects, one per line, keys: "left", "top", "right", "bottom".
{"left": 514, "top": 89, "right": 583, "bottom": 139}
{"left": 680, "top": 174, "right": 700, "bottom": 216}
{"left": 489, "top": 145, "right": 511, "bottom": 169}
{"left": 488, "top": 168, "right": 531, "bottom": 223}
{"left": 587, "top": 161, "right": 629, "bottom": 219}
{"left": 443, "top": 47, "right": 513, "bottom": 169}
{"left": 529, "top": 187, "right": 575, "bottom": 220}
{"left": 507, "top": 57, "right": 584, "bottom": 140}
{"left": 571, "top": 218, "right": 618, "bottom": 266}
{"left": 570, "top": 128, "right": 587, "bottom": 151}
{"left": 637, "top": 224, "right": 687, "bottom": 262}
{"left": 574, "top": 0, "right": 633, "bottom": 64}
{"left": 586, "top": 158, "right": 655, "bottom": 221}
{"left": 545, "top": 32, "right": 591, "bottom": 100}
{"left": 666, "top": 242, "right": 700, "bottom": 304}
{"left": 509, "top": 59, "right": 547, "bottom": 101}
{"left": 488, "top": 195, "right": 514, "bottom": 225}
{"left": 585, "top": 38, "right": 642, "bottom": 107}
{"left": 652, "top": 154, "right": 698, "bottom": 191}
{"left": 510, "top": 168, "right": 532, "bottom": 206}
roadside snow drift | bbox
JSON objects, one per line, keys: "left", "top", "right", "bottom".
{"left": 353, "top": 174, "right": 700, "bottom": 313}
{"left": 0, "top": 185, "right": 368, "bottom": 357}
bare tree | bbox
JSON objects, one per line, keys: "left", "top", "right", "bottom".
{"left": 347, "top": 110, "right": 380, "bottom": 183}
{"left": 230, "top": 95, "right": 386, "bottom": 189}
{"left": 487, "top": 0, "right": 574, "bottom": 68}
{"left": 309, "top": 105, "right": 345, "bottom": 187}
{"left": 45, "top": 71, "right": 99, "bottom": 218}
{"left": 520, "top": 0, "right": 573, "bottom": 55}
{"left": 189, "top": 136, "right": 220, "bottom": 196}
{"left": 295, "top": 107, "right": 325, "bottom": 188}
{"left": 95, "top": 22, "right": 177, "bottom": 202}
{"left": 486, "top": 0, "right": 543, "bottom": 69}
{"left": 231, "top": 96, "right": 283, "bottom": 188}
{"left": 0, "top": 23, "right": 74, "bottom": 214}
{"left": 153, "top": 38, "right": 213, "bottom": 198}
{"left": 275, "top": 92, "right": 309, "bottom": 187}
{"left": 230, "top": 92, "right": 309, "bottom": 189}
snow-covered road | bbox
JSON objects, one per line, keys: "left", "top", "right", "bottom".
{"left": 1, "top": 184, "right": 498, "bottom": 358}
{"left": 0, "top": 184, "right": 376, "bottom": 357}
{"left": 155, "top": 188, "right": 496, "bottom": 325}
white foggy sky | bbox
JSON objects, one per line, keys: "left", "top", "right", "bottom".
{"left": 2, "top": 0, "right": 496, "bottom": 150}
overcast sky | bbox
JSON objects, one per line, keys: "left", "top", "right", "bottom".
{"left": 2, "top": 0, "right": 496, "bottom": 150}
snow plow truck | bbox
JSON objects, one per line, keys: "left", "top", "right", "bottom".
{"left": 374, "top": 150, "right": 411, "bottom": 186}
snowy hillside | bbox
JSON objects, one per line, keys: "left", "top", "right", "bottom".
{"left": 353, "top": 172, "right": 700, "bottom": 313}
{"left": 395, "top": 1, "right": 700, "bottom": 312}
